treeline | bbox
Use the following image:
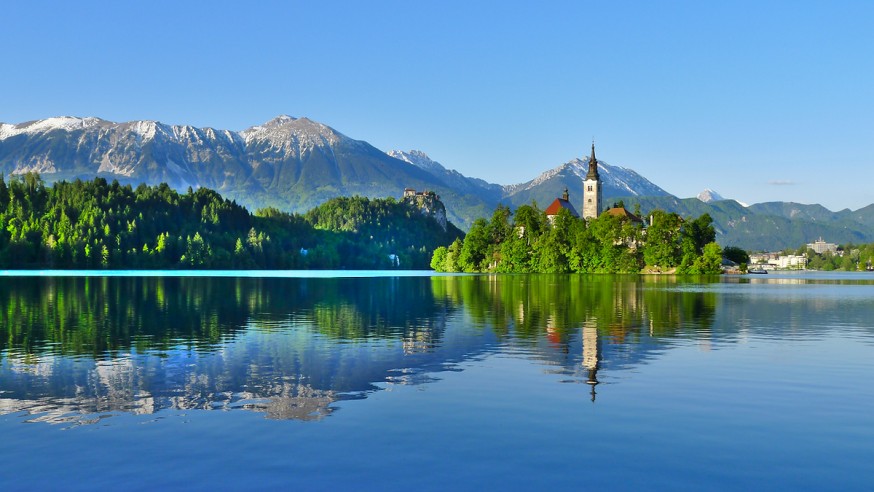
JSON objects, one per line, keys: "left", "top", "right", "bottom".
{"left": 0, "top": 173, "right": 462, "bottom": 269}
{"left": 430, "top": 204, "right": 723, "bottom": 274}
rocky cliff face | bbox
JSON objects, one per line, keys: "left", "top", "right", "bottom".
{"left": 404, "top": 191, "right": 448, "bottom": 232}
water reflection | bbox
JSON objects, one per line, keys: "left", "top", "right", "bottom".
{"left": 1, "top": 273, "right": 873, "bottom": 424}
{"left": 0, "top": 276, "right": 464, "bottom": 423}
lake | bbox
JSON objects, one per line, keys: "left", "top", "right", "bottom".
{"left": 1, "top": 272, "right": 872, "bottom": 490}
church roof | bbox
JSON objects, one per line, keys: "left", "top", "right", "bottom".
{"left": 602, "top": 206, "right": 643, "bottom": 223}
{"left": 545, "top": 198, "right": 579, "bottom": 217}
{"left": 586, "top": 142, "right": 600, "bottom": 180}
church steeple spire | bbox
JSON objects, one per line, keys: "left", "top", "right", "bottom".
{"left": 586, "top": 141, "right": 599, "bottom": 180}
{"left": 582, "top": 140, "right": 602, "bottom": 220}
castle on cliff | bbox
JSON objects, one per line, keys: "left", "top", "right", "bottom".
{"left": 402, "top": 188, "right": 448, "bottom": 231}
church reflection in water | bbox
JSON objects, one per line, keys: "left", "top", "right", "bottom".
{"left": 583, "top": 323, "right": 600, "bottom": 402}
{"left": 1, "top": 273, "right": 809, "bottom": 424}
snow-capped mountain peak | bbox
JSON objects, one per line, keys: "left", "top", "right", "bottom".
{"left": 0, "top": 116, "right": 107, "bottom": 139}
{"left": 388, "top": 150, "right": 447, "bottom": 173}
{"left": 697, "top": 189, "right": 725, "bottom": 203}
{"left": 241, "top": 115, "right": 350, "bottom": 150}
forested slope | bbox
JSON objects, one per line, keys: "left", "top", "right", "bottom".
{"left": 0, "top": 173, "right": 461, "bottom": 269}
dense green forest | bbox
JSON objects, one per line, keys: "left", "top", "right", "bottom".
{"left": 430, "top": 204, "right": 724, "bottom": 274}
{"left": 0, "top": 173, "right": 462, "bottom": 269}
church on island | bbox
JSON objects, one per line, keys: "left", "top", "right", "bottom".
{"left": 545, "top": 142, "right": 643, "bottom": 225}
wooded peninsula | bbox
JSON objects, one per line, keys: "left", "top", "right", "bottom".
{"left": 0, "top": 173, "right": 462, "bottom": 269}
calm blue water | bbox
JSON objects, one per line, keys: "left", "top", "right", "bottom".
{"left": 1, "top": 272, "right": 872, "bottom": 490}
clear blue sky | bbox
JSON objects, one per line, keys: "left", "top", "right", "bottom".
{"left": 2, "top": 1, "right": 872, "bottom": 210}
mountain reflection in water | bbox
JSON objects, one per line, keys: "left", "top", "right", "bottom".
{"left": 1, "top": 273, "right": 871, "bottom": 424}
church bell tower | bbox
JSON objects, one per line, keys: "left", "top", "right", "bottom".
{"left": 582, "top": 142, "right": 602, "bottom": 220}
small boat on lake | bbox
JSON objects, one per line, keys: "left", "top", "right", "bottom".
{"left": 748, "top": 268, "right": 768, "bottom": 274}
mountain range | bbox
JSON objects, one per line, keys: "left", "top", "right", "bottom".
{"left": 616, "top": 195, "right": 874, "bottom": 251}
{"left": 2, "top": 115, "right": 872, "bottom": 251}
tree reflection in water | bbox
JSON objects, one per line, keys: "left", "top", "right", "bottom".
{"left": 0, "top": 273, "right": 764, "bottom": 424}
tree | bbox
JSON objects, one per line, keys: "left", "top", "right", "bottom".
{"left": 181, "top": 232, "right": 211, "bottom": 267}
{"left": 642, "top": 210, "right": 683, "bottom": 269}
{"left": 513, "top": 204, "right": 546, "bottom": 246}
{"left": 101, "top": 244, "right": 110, "bottom": 268}
{"left": 487, "top": 204, "right": 512, "bottom": 245}
{"left": 458, "top": 218, "right": 490, "bottom": 272}
{"left": 497, "top": 234, "right": 531, "bottom": 273}
{"left": 444, "top": 239, "right": 463, "bottom": 272}
{"left": 430, "top": 246, "right": 448, "bottom": 272}
{"left": 533, "top": 233, "right": 568, "bottom": 273}
{"left": 687, "top": 242, "right": 723, "bottom": 274}
{"left": 682, "top": 213, "right": 716, "bottom": 256}
{"left": 586, "top": 214, "right": 626, "bottom": 273}
{"left": 840, "top": 253, "right": 856, "bottom": 271}
{"left": 722, "top": 246, "right": 750, "bottom": 265}
{"left": 532, "top": 208, "right": 578, "bottom": 273}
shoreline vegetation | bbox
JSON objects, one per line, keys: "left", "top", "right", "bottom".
{"left": 430, "top": 204, "right": 874, "bottom": 274}
{"left": 430, "top": 204, "right": 724, "bottom": 274}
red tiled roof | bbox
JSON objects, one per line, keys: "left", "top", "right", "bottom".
{"left": 545, "top": 198, "right": 579, "bottom": 217}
